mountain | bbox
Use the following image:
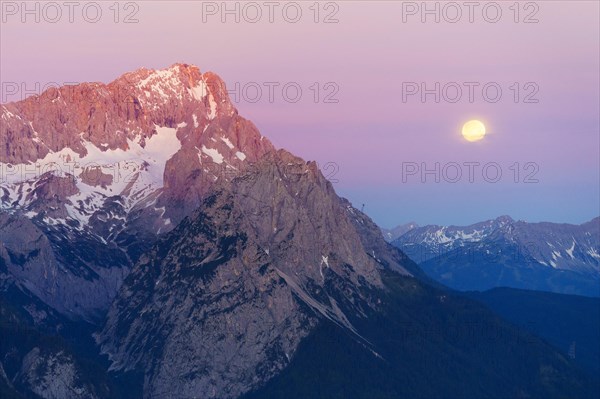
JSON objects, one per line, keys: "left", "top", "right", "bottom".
{"left": 1, "top": 65, "right": 598, "bottom": 398}
{"left": 96, "top": 151, "right": 409, "bottom": 398}
{"left": 381, "top": 222, "right": 418, "bottom": 242}
{"left": 464, "top": 288, "right": 600, "bottom": 377}
{"left": 1, "top": 64, "right": 274, "bottom": 322}
{"left": 392, "top": 216, "right": 600, "bottom": 296}
{"left": 97, "top": 181, "right": 597, "bottom": 397}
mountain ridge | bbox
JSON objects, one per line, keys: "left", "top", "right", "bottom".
{"left": 392, "top": 215, "right": 600, "bottom": 296}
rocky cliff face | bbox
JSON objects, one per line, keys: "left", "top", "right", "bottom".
{"left": 15, "top": 347, "right": 100, "bottom": 399}
{"left": 1, "top": 65, "right": 238, "bottom": 163}
{"left": 0, "top": 290, "right": 109, "bottom": 399}
{"left": 1, "top": 63, "right": 274, "bottom": 230}
{"left": 1, "top": 64, "right": 275, "bottom": 321}
{"left": 97, "top": 149, "right": 410, "bottom": 398}
{"left": 0, "top": 212, "right": 132, "bottom": 320}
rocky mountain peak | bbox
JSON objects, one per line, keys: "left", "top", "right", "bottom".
{"left": 0, "top": 65, "right": 278, "bottom": 321}
{"left": 1, "top": 64, "right": 276, "bottom": 232}
{"left": 1, "top": 63, "right": 256, "bottom": 165}
{"left": 492, "top": 215, "right": 515, "bottom": 230}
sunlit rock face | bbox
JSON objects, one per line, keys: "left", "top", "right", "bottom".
{"left": 0, "top": 64, "right": 277, "bottom": 321}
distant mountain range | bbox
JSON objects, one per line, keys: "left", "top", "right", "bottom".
{"left": 391, "top": 216, "right": 600, "bottom": 296}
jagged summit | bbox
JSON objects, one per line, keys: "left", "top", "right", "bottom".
{"left": 0, "top": 63, "right": 252, "bottom": 165}
{"left": 2, "top": 63, "right": 211, "bottom": 108}
{"left": 492, "top": 215, "right": 515, "bottom": 226}
{"left": 0, "top": 64, "right": 392, "bottom": 328}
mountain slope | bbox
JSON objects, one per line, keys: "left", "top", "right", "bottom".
{"left": 0, "top": 289, "right": 111, "bottom": 399}
{"left": 244, "top": 270, "right": 599, "bottom": 399}
{"left": 464, "top": 288, "right": 600, "bottom": 377}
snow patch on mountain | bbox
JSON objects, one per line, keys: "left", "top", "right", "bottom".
{"left": 188, "top": 81, "right": 208, "bottom": 101}
{"left": 208, "top": 91, "right": 218, "bottom": 119}
{"left": 136, "top": 66, "right": 188, "bottom": 105}
{"left": 566, "top": 241, "right": 576, "bottom": 259}
{"left": 201, "top": 146, "right": 224, "bottom": 164}
{"left": 1, "top": 125, "right": 182, "bottom": 225}
{"left": 221, "top": 136, "right": 234, "bottom": 149}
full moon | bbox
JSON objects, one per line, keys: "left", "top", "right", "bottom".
{"left": 462, "top": 120, "right": 486, "bottom": 142}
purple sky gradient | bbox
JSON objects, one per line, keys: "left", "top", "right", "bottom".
{"left": 1, "top": 1, "right": 598, "bottom": 227}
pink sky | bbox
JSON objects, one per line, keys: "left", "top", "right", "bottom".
{"left": 1, "top": 1, "right": 598, "bottom": 226}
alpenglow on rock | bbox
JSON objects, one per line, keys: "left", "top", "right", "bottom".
{"left": 1, "top": 64, "right": 277, "bottom": 321}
